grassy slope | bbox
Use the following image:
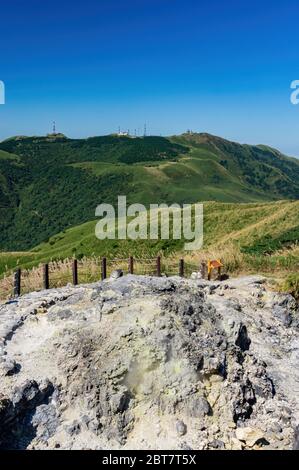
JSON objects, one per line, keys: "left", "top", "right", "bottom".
{"left": 70, "top": 145, "right": 284, "bottom": 205}
{"left": 1, "top": 200, "right": 298, "bottom": 276}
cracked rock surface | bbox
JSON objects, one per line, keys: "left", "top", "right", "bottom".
{"left": 0, "top": 274, "right": 298, "bottom": 450}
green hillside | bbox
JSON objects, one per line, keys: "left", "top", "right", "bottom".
{"left": 0, "top": 132, "right": 299, "bottom": 252}
{"left": 0, "top": 200, "right": 298, "bottom": 277}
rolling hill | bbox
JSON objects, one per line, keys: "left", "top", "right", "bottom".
{"left": 0, "top": 200, "right": 298, "bottom": 278}
{"left": 0, "top": 132, "right": 298, "bottom": 253}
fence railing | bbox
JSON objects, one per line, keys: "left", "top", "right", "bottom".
{"left": 0, "top": 256, "right": 205, "bottom": 302}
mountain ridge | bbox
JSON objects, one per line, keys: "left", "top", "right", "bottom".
{"left": 0, "top": 132, "right": 298, "bottom": 251}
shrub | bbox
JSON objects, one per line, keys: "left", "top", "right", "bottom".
{"left": 280, "top": 274, "right": 299, "bottom": 301}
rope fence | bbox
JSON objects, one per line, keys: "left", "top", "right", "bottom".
{"left": 0, "top": 256, "right": 208, "bottom": 302}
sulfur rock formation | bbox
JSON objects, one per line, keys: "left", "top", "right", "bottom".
{"left": 0, "top": 274, "right": 299, "bottom": 450}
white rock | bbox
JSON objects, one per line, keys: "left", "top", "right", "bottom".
{"left": 230, "top": 437, "right": 243, "bottom": 450}
{"left": 235, "top": 427, "right": 264, "bottom": 447}
{"left": 190, "top": 272, "right": 202, "bottom": 280}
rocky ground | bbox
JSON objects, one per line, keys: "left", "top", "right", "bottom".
{"left": 0, "top": 274, "right": 299, "bottom": 450}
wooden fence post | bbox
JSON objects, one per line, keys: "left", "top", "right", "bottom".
{"left": 14, "top": 269, "right": 21, "bottom": 297}
{"left": 101, "top": 257, "right": 107, "bottom": 280}
{"left": 129, "top": 256, "right": 134, "bottom": 274}
{"left": 200, "top": 261, "right": 207, "bottom": 280}
{"left": 72, "top": 259, "right": 78, "bottom": 285}
{"left": 156, "top": 256, "right": 161, "bottom": 277}
{"left": 43, "top": 264, "right": 49, "bottom": 290}
{"left": 179, "top": 259, "right": 184, "bottom": 277}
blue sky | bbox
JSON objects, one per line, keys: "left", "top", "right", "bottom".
{"left": 0, "top": 0, "right": 299, "bottom": 155}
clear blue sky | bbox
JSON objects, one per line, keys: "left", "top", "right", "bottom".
{"left": 1, "top": 0, "right": 299, "bottom": 155}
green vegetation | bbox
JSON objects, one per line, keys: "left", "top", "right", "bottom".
{"left": 0, "top": 132, "right": 299, "bottom": 252}
{"left": 0, "top": 132, "right": 298, "bottom": 297}
{"left": 0, "top": 200, "right": 298, "bottom": 279}
{"left": 241, "top": 226, "right": 299, "bottom": 255}
{"left": 280, "top": 274, "right": 299, "bottom": 300}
